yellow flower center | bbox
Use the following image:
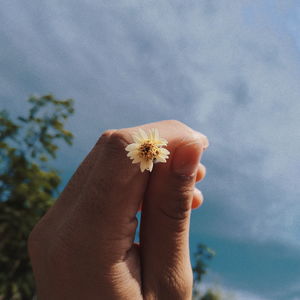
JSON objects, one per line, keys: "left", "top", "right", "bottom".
{"left": 138, "top": 140, "right": 160, "bottom": 160}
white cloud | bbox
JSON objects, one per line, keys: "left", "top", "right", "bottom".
{"left": 1, "top": 0, "right": 300, "bottom": 251}
{"left": 169, "top": 0, "right": 300, "bottom": 248}
{"left": 1, "top": 1, "right": 300, "bottom": 299}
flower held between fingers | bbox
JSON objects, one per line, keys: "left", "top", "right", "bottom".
{"left": 125, "top": 128, "right": 170, "bottom": 172}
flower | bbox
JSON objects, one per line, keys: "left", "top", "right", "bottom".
{"left": 125, "top": 128, "right": 170, "bottom": 172}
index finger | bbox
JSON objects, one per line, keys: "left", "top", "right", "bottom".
{"left": 79, "top": 120, "right": 208, "bottom": 214}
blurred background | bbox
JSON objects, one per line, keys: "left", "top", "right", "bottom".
{"left": 1, "top": 1, "right": 300, "bottom": 299}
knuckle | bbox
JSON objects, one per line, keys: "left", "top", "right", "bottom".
{"left": 165, "top": 120, "right": 207, "bottom": 147}
{"left": 101, "top": 129, "right": 116, "bottom": 138}
{"left": 172, "top": 174, "right": 195, "bottom": 201}
{"left": 95, "top": 129, "right": 131, "bottom": 162}
{"left": 105, "top": 130, "right": 129, "bottom": 153}
{"left": 160, "top": 173, "right": 195, "bottom": 220}
{"left": 157, "top": 270, "right": 193, "bottom": 299}
{"left": 96, "top": 129, "right": 117, "bottom": 145}
{"left": 160, "top": 180, "right": 195, "bottom": 221}
{"left": 172, "top": 180, "right": 195, "bottom": 201}
{"left": 166, "top": 120, "right": 194, "bottom": 134}
{"left": 166, "top": 119, "right": 187, "bottom": 128}
{"left": 159, "top": 201, "right": 191, "bottom": 222}
{"left": 173, "top": 173, "right": 195, "bottom": 186}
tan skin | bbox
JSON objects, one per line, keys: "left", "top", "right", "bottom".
{"left": 28, "top": 120, "right": 209, "bottom": 300}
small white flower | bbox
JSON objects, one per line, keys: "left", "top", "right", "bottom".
{"left": 125, "top": 128, "right": 170, "bottom": 173}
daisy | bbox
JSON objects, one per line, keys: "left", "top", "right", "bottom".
{"left": 125, "top": 128, "right": 170, "bottom": 172}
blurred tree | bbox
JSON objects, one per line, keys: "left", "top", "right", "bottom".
{"left": 192, "top": 243, "right": 220, "bottom": 300}
{"left": 200, "top": 290, "right": 221, "bottom": 300}
{"left": 193, "top": 243, "right": 216, "bottom": 283}
{"left": 200, "top": 289, "right": 221, "bottom": 300}
{"left": 0, "top": 95, "right": 74, "bottom": 300}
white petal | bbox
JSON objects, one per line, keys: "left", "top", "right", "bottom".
{"left": 127, "top": 150, "right": 139, "bottom": 158}
{"left": 140, "top": 160, "right": 148, "bottom": 172}
{"left": 155, "top": 156, "right": 167, "bottom": 163}
{"left": 125, "top": 143, "right": 138, "bottom": 151}
{"left": 140, "top": 159, "right": 153, "bottom": 172}
{"left": 159, "top": 148, "right": 170, "bottom": 155}
{"left": 147, "top": 160, "right": 154, "bottom": 172}
{"left": 133, "top": 134, "right": 143, "bottom": 143}
{"left": 154, "top": 128, "right": 159, "bottom": 141}
{"left": 149, "top": 128, "right": 155, "bottom": 141}
{"left": 157, "top": 138, "right": 168, "bottom": 146}
{"left": 132, "top": 157, "right": 142, "bottom": 164}
{"left": 149, "top": 128, "right": 158, "bottom": 142}
{"left": 138, "top": 128, "right": 148, "bottom": 140}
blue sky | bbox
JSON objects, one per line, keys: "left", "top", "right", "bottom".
{"left": 1, "top": 1, "right": 300, "bottom": 299}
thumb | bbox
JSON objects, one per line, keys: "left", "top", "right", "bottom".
{"left": 140, "top": 140, "right": 204, "bottom": 299}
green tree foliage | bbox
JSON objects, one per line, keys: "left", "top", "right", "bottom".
{"left": 0, "top": 95, "right": 74, "bottom": 300}
{"left": 200, "top": 290, "right": 221, "bottom": 300}
{"left": 193, "top": 243, "right": 216, "bottom": 283}
{"left": 192, "top": 244, "right": 220, "bottom": 300}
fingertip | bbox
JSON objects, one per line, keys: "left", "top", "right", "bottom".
{"left": 202, "top": 135, "right": 209, "bottom": 150}
{"left": 196, "top": 163, "right": 206, "bottom": 182}
{"left": 172, "top": 142, "right": 203, "bottom": 176}
{"left": 192, "top": 188, "right": 204, "bottom": 209}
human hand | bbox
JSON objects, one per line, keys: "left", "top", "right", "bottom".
{"left": 28, "top": 120, "right": 209, "bottom": 300}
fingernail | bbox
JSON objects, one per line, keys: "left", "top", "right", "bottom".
{"left": 202, "top": 135, "right": 209, "bottom": 150}
{"left": 172, "top": 142, "right": 203, "bottom": 176}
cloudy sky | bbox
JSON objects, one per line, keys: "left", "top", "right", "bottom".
{"left": 1, "top": 1, "right": 300, "bottom": 299}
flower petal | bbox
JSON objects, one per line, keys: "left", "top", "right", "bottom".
{"left": 127, "top": 150, "right": 139, "bottom": 158}
{"left": 155, "top": 156, "right": 167, "bottom": 163}
{"left": 133, "top": 134, "right": 143, "bottom": 143}
{"left": 138, "top": 128, "right": 148, "bottom": 140}
{"left": 141, "top": 159, "right": 153, "bottom": 172}
{"left": 125, "top": 143, "right": 138, "bottom": 151}
{"left": 132, "top": 157, "right": 142, "bottom": 164}
{"left": 140, "top": 159, "right": 148, "bottom": 172}
{"left": 148, "top": 128, "right": 153, "bottom": 141}
{"left": 156, "top": 138, "right": 168, "bottom": 146}
{"left": 159, "top": 148, "right": 170, "bottom": 155}
{"left": 148, "top": 160, "right": 154, "bottom": 172}
{"left": 127, "top": 128, "right": 169, "bottom": 172}
{"left": 154, "top": 128, "right": 159, "bottom": 141}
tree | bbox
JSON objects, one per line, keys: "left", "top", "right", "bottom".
{"left": 193, "top": 243, "right": 216, "bottom": 283}
{"left": 200, "top": 290, "right": 221, "bottom": 300}
{"left": 192, "top": 244, "right": 220, "bottom": 300}
{"left": 0, "top": 95, "right": 74, "bottom": 300}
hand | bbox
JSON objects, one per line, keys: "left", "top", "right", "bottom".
{"left": 28, "top": 120, "right": 209, "bottom": 300}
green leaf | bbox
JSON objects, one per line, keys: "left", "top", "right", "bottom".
{"left": 0, "top": 94, "right": 74, "bottom": 299}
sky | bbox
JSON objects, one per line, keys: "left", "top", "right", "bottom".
{"left": 1, "top": 1, "right": 300, "bottom": 299}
